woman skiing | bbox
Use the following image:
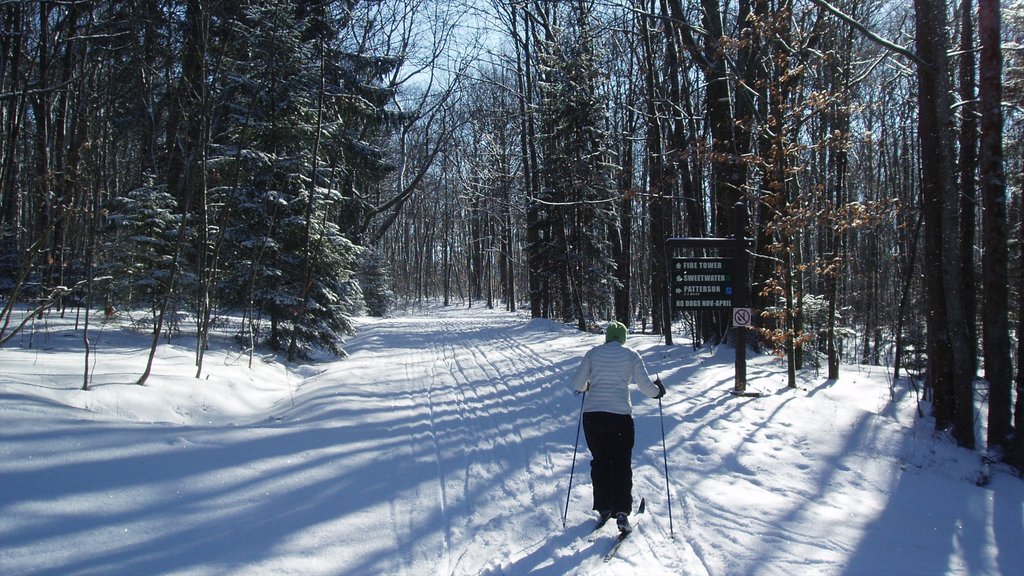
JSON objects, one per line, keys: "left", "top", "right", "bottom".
{"left": 571, "top": 321, "right": 665, "bottom": 534}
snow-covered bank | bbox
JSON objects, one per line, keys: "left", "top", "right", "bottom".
{"left": 1, "top": 306, "right": 1021, "bottom": 575}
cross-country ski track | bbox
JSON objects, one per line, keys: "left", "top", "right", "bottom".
{"left": 285, "top": 311, "right": 707, "bottom": 575}
{"left": 1, "top": 305, "right": 1022, "bottom": 575}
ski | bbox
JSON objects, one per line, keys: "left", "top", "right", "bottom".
{"left": 602, "top": 530, "right": 631, "bottom": 562}
{"left": 603, "top": 498, "right": 645, "bottom": 563}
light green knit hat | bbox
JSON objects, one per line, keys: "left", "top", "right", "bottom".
{"left": 605, "top": 321, "right": 627, "bottom": 344}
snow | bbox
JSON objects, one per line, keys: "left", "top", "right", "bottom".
{"left": 1, "top": 305, "right": 1022, "bottom": 576}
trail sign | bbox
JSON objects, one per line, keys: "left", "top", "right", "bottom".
{"left": 672, "top": 257, "right": 734, "bottom": 310}
{"left": 666, "top": 202, "right": 756, "bottom": 395}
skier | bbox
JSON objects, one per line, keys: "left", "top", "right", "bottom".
{"left": 571, "top": 321, "right": 665, "bottom": 535}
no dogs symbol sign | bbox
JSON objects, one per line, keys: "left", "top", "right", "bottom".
{"left": 732, "top": 308, "right": 752, "bottom": 327}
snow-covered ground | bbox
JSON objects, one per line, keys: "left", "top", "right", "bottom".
{"left": 1, "top": 305, "right": 1022, "bottom": 576}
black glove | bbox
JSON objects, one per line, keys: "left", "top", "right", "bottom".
{"left": 654, "top": 378, "right": 666, "bottom": 399}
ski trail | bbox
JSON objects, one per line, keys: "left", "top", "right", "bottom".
{"left": 388, "top": 385, "right": 418, "bottom": 572}
{"left": 403, "top": 311, "right": 577, "bottom": 575}
{"left": 333, "top": 307, "right": 691, "bottom": 575}
{"left": 426, "top": 333, "right": 456, "bottom": 575}
{"left": 457, "top": 318, "right": 577, "bottom": 512}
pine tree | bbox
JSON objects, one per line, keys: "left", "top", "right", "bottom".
{"left": 357, "top": 248, "right": 395, "bottom": 317}
{"left": 534, "top": 2, "right": 617, "bottom": 328}
{"left": 101, "top": 186, "right": 190, "bottom": 330}
{"left": 206, "top": 0, "right": 372, "bottom": 358}
{"left": 328, "top": 47, "right": 404, "bottom": 243}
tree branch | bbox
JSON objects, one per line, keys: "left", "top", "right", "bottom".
{"left": 809, "top": 0, "right": 927, "bottom": 68}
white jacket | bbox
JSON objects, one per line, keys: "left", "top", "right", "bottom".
{"left": 571, "top": 341, "right": 661, "bottom": 415}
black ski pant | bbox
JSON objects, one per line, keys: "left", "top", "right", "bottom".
{"left": 582, "top": 411, "right": 635, "bottom": 516}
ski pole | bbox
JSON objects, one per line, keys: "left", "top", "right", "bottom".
{"left": 563, "top": 391, "right": 586, "bottom": 530}
{"left": 659, "top": 396, "right": 675, "bottom": 538}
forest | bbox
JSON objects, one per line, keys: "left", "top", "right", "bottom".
{"left": 0, "top": 0, "right": 1021, "bottom": 468}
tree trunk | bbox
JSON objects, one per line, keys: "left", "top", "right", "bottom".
{"left": 613, "top": 123, "right": 633, "bottom": 325}
{"left": 915, "top": 0, "right": 975, "bottom": 448}
{"left": 640, "top": 4, "right": 671, "bottom": 344}
{"left": 978, "top": 0, "right": 1012, "bottom": 454}
{"left": 513, "top": 7, "right": 543, "bottom": 318}
{"left": 31, "top": 3, "right": 52, "bottom": 253}
{"left": 894, "top": 213, "right": 924, "bottom": 382}
{"left": 700, "top": 0, "right": 741, "bottom": 236}
{"left": 503, "top": 184, "right": 516, "bottom": 312}
{"left": 194, "top": 16, "right": 213, "bottom": 374}
{"left": 0, "top": 4, "right": 26, "bottom": 240}
{"left": 826, "top": 56, "right": 852, "bottom": 378}
{"left": 959, "top": 0, "right": 979, "bottom": 378}
{"left": 1016, "top": 167, "right": 1024, "bottom": 468}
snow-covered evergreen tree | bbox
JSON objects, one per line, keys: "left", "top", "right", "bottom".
{"left": 101, "top": 186, "right": 193, "bottom": 328}
{"left": 325, "top": 35, "right": 404, "bottom": 243}
{"left": 205, "top": 1, "right": 380, "bottom": 358}
{"left": 534, "top": 3, "right": 617, "bottom": 327}
{"left": 191, "top": 0, "right": 405, "bottom": 358}
{"left": 356, "top": 248, "right": 395, "bottom": 317}
{"left": 310, "top": 3, "right": 404, "bottom": 312}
